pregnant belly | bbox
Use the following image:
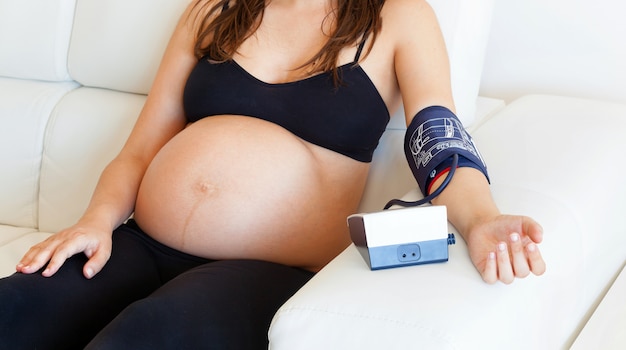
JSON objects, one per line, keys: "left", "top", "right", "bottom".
{"left": 133, "top": 115, "right": 362, "bottom": 269}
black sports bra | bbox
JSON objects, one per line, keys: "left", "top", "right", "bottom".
{"left": 183, "top": 40, "right": 390, "bottom": 162}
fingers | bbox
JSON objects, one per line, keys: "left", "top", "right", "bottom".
{"left": 481, "top": 233, "right": 546, "bottom": 284}
{"left": 16, "top": 229, "right": 112, "bottom": 279}
{"left": 509, "top": 233, "right": 530, "bottom": 278}
{"left": 482, "top": 252, "right": 498, "bottom": 284}
{"left": 522, "top": 216, "right": 544, "bottom": 244}
{"left": 42, "top": 241, "right": 84, "bottom": 277}
{"left": 495, "top": 241, "right": 515, "bottom": 284}
{"left": 17, "top": 236, "right": 83, "bottom": 277}
{"left": 16, "top": 240, "right": 59, "bottom": 275}
{"left": 83, "top": 242, "right": 112, "bottom": 279}
{"left": 526, "top": 242, "right": 546, "bottom": 276}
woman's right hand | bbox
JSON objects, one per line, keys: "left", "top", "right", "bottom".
{"left": 16, "top": 221, "right": 113, "bottom": 279}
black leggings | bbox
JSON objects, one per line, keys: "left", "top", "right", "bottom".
{"left": 0, "top": 220, "right": 314, "bottom": 350}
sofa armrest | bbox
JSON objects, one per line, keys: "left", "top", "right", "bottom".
{"left": 570, "top": 263, "right": 626, "bottom": 349}
{"left": 269, "top": 94, "right": 626, "bottom": 350}
{"left": 269, "top": 185, "right": 585, "bottom": 350}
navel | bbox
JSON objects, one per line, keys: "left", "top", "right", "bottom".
{"left": 197, "top": 181, "right": 219, "bottom": 196}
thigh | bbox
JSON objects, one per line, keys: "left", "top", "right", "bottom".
{"left": 87, "top": 260, "right": 315, "bottom": 350}
{"left": 0, "top": 225, "right": 163, "bottom": 350}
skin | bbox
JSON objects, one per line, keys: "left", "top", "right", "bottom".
{"left": 16, "top": 0, "right": 545, "bottom": 284}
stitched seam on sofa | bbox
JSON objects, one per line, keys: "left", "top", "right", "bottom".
{"left": 275, "top": 305, "right": 458, "bottom": 348}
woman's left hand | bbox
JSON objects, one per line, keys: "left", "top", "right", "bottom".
{"left": 466, "top": 215, "right": 546, "bottom": 284}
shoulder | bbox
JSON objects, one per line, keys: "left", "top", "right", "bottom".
{"left": 180, "top": 0, "right": 221, "bottom": 31}
{"left": 382, "top": 0, "right": 432, "bottom": 13}
{"left": 378, "top": 0, "right": 446, "bottom": 58}
{"left": 380, "top": 0, "right": 440, "bottom": 40}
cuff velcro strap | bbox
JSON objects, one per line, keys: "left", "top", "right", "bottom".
{"left": 404, "top": 106, "right": 489, "bottom": 196}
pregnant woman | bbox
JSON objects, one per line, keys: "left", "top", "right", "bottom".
{"left": 0, "top": 0, "right": 545, "bottom": 349}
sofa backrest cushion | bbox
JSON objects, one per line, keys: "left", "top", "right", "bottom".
{"left": 38, "top": 88, "right": 144, "bottom": 233}
{"left": 0, "top": 0, "right": 79, "bottom": 229}
{"left": 68, "top": 0, "right": 189, "bottom": 94}
{"left": 0, "top": 79, "right": 77, "bottom": 229}
{"left": 480, "top": 0, "right": 626, "bottom": 105}
{"left": 428, "top": 0, "right": 495, "bottom": 127}
{"left": 0, "top": 0, "right": 76, "bottom": 81}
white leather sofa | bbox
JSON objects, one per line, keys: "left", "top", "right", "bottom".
{"left": 1, "top": 0, "right": 624, "bottom": 349}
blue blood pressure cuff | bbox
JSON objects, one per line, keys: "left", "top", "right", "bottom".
{"left": 405, "top": 106, "right": 489, "bottom": 196}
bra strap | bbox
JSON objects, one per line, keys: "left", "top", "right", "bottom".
{"left": 354, "top": 24, "right": 373, "bottom": 63}
{"left": 353, "top": 35, "right": 368, "bottom": 63}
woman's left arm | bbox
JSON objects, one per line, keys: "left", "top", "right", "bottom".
{"left": 390, "top": 0, "right": 546, "bottom": 284}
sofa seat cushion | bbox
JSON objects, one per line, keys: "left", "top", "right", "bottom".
{"left": 268, "top": 94, "right": 626, "bottom": 349}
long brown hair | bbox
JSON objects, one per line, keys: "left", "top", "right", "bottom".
{"left": 191, "top": 0, "right": 384, "bottom": 83}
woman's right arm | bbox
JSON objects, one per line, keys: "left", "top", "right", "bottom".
{"left": 16, "top": 2, "right": 205, "bottom": 279}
